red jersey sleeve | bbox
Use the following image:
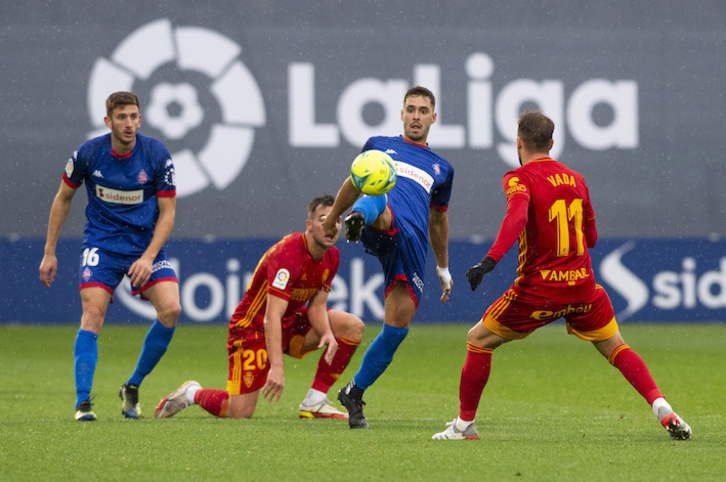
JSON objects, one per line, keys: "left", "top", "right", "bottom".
{"left": 486, "top": 172, "right": 530, "bottom": 262}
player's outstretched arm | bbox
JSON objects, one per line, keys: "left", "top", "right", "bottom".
{"left": 468, "top": 190, "right": 530, "bottom": 291}
{"left": 39, "top": 181, "right": 77, "bottom": 288}
{"left": 322, "top": 177, "right": 360, "bottom": 237}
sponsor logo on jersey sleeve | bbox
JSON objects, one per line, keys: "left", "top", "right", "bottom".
{"left": 95, "top": 185, "right": 144, "bottom": 205}
{"left": 65, "top": 158, "right": 75, "bottom": 178}
{"left": 505, "top": 177, "right": 528, "bottom": 198}
{"left": 272, "top": 268, "right": 291, "bottom": 290}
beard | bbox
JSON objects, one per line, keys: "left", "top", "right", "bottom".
{"left": 406, "top": 126, "right": 428, "bottom": 143}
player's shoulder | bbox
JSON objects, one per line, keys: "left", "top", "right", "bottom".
{"left": 362, "top": 135, "right": 401, "bottom": 152}
{"left": 276, "top": 232, "right": 304, "bottom": 250}
{"left": 136, "top": 134, "right": 172, "bottom": 158}
{"left": 76, "top": 133, "right": 110, "bottom": 159}
{"left": 325, "top": 245, "right": 340, "bottom": 263}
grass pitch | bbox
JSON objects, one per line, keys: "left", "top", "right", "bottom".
{"left": 1, "top": 323, "right": 724, "bottom": 481}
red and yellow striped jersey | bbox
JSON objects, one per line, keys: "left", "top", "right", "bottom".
{"left": 486, "top": 158, "right": 598, "bottom": 303}
{"left": 228, "top": 232, "right": 339, "bottom": 333}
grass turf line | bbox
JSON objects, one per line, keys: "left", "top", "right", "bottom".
{"left": 0, "top": 323, "right": 724, "bottom": 480}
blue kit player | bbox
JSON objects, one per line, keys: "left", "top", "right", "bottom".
{"left": 322, "top": 86, "right": 454, "bottom": 428}
{"left": 39, "top": 92, "right": 182, "bottom": 421}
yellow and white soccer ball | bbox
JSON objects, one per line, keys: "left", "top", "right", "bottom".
{"left": 350, "top": 150, "right": 397, "bottom": 196}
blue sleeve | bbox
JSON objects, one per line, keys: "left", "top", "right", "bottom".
{"left": 430, "top": 161, "right": 454, "bottom": 208}
{"left": 152, "top": 142, "right": 176, "bottom": 195}
{"left": 66, "top": 145, "right": 89, "bottom": 186}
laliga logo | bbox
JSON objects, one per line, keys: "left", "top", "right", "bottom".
{"left": 86, "top": 18, "right": 266, "bottom": 197}
{"left": 290, "top": 52, "right": 639, "bottom": 168}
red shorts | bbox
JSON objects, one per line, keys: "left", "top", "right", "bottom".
{"left": 481, "top": 284, "right": 618, "bottom": 341}
{"left": 226, "top": 309, "right": 313, "bottom": 395}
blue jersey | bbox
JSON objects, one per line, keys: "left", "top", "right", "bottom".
{"left": 359, "top": 136, "right": 453, "bottom": 302}
{"left": 362, "top": 135, "right": 453, "bottom": 242}
{"left": 63, "top": 133, "right": 176, "bottom": 257}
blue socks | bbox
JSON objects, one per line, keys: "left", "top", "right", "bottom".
{"left": 353, "top": 323, "right": 409, "bottom": 390}
{"left": 352, "top": 194, "right": 387, "bottom": 225}
{"left": 74, "top": 329, "right": 98, "bottom": 407}
{"left": 126, "top": 319, "right": 176, "bottom": 387}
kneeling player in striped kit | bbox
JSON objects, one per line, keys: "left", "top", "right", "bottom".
{"left": 155, "top": 195, "right": 364, "bottom": 420}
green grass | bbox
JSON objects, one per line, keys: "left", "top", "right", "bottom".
{"left": 1, "top": 323, "right": 724, "bottom": 481}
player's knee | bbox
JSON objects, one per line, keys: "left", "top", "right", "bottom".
{"left": 466, "top": 324, "right": 481, "bottom": 343}
{"left": 81, "top": 306, "right": 106, "bottom": 332}
{"left": 157, "top": 301, "right": 182, "bottom": 326}
{"left": 330, "top": 311, "right": 365, "bottom": 341}
{"left": 466, "top": 322, "right": 504, "bottom": 349}
{"left": 346, "top": 313, "right": 365, "bottom": 341}
{"left": 225, "top": 399, "right": 255, "bottom": 419}
{"left": 225, "top": 409, "right": 254, "bottom": 419}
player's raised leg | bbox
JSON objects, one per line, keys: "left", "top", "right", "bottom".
{"left": 344, "top": 193, "right": 389, "bottom": 242}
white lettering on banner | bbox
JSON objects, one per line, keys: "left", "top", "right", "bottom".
{"left": 653, "top": 257, "right": 726, "bottom": 310}
{"left": 117, "top": 256, "right": 386, "bottom": 323}
{"left": 395, "top": 162, "right": 434, "bottom": 193}
{"left": 288, "top": 52, "right": 639, "bottom": 168}
{"left": 601, "top": 243, "right": 726, "bottom": 319}
{"left": 349, "top": 258, "right": 385, "bottom": 319}
{"left": 182, "top": 273, "right": 224, "bottom": 321}
{"left": 95, "top": 185, "right": 144, "bottom": 205}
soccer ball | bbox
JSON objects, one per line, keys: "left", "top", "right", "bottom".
{"left": 350, "top": 150, "right": 397, "bottom": 196}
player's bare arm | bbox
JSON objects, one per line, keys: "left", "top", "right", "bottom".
{"left": 306, "top": 290, "right": 339, "bottom": 365}
{"left": 128, "top": 196, "right": 176, "bottom": 287}
{"left": 39, "top": 181, "right": 77, "bottom": 288}
{"left": 260, "top": 293, "right": 288, "bottom": 404}
{"left": 429, "top": 209, "right": 452, "bottom": 303}
{"left": 322, "top": 177, "right": 360, "bottom": 237}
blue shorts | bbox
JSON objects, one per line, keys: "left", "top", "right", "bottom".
{"left": 360, "top": 212, "right": 426, "bottom": 306}
{"left": 78, "top": 246, "right": 177, "bottom": 298}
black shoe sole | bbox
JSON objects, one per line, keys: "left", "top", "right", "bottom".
{"left": 344, "top": 213, "right": 365, "bottom": 242}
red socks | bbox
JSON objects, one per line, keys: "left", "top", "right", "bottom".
{"left": 458, "top": 343, "right": 494, "bottom": 422}
{"left": 608, "top": 344, "right": 663, "bottom": 405}
{"left": 457, "top": 342, "right": 663, "bottom": 423}
{"left": 311, "top": 338, "right": 360, "bottom": 393}
{"left": 195, "top": 389, "right": 229, "bottom": 418}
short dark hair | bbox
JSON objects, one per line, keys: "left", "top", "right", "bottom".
{"left": 307, "top": 194, "right": 335, "bottom": 218}
{"left": 106, "top": 92, "right": 140, "bottom": 117}
{"left": 404, "top": 86, "right": 436, "bottom": 110}
{"left": 517, "top": 110, "right": 554, "bottom": 152}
